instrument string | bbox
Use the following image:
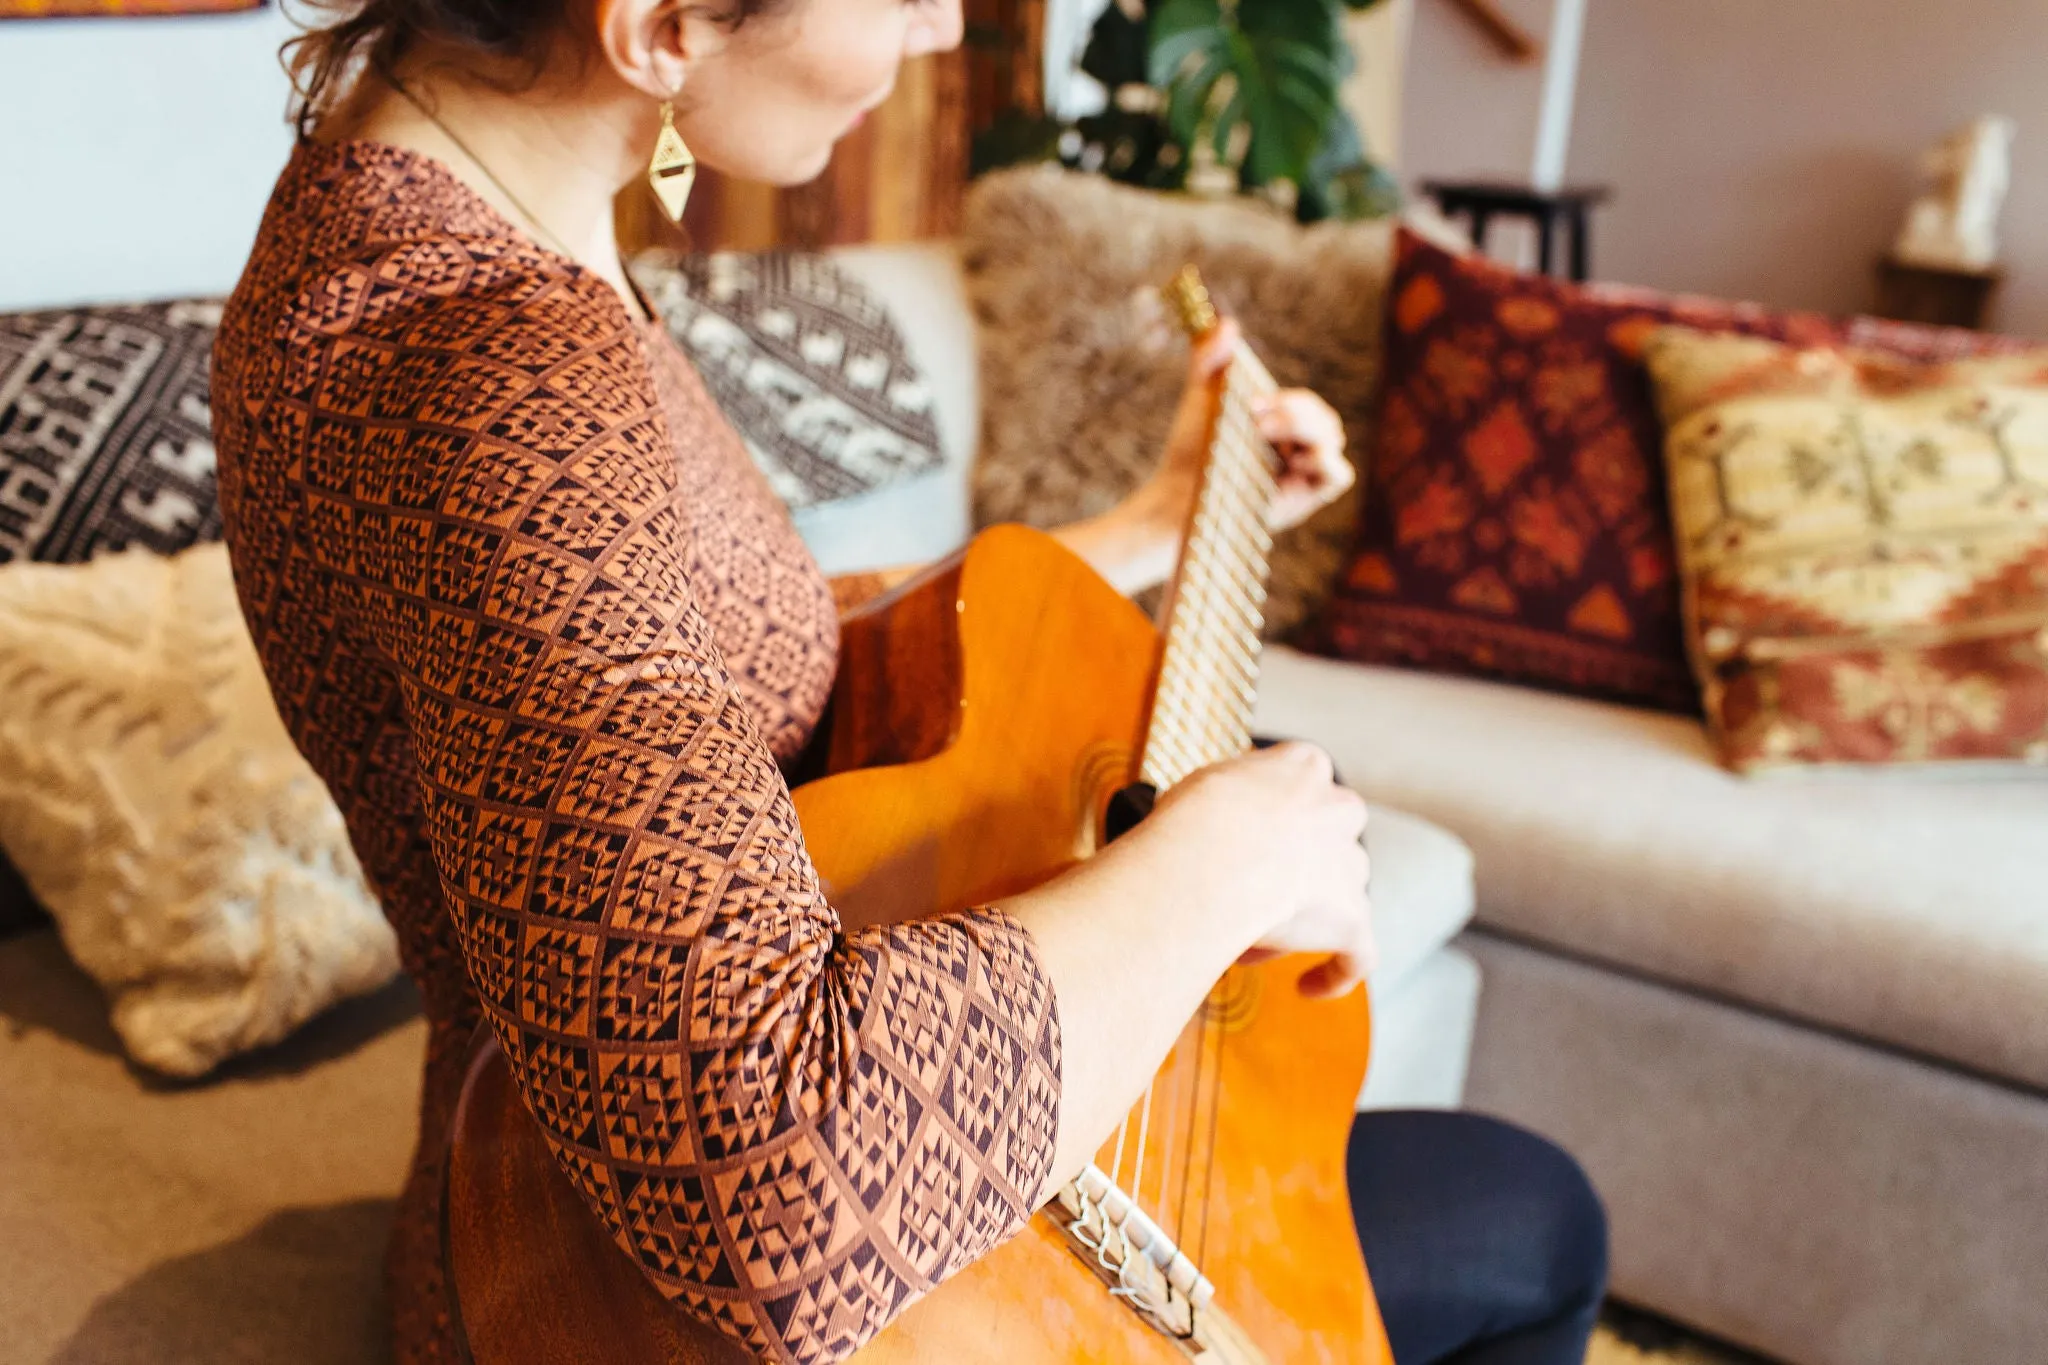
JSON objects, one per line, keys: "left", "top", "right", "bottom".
{"left": 1133, "top": 278, "right": 1283, "bottom": 1285}
{"left": 1130, "top": 1078, "right": 1154, "bottom": 1228}
{"left": 1108, "top": 1110, "right": 1132, "bottom": 1198}
{"left": 1172, "top": 1000, "right": 1210, "bottom": 1245}
{"left": 1193, "top": 987, "right": 1227, "bottom": 1271}
{"left": 1154, "top": 1017, "right": 1189, "bottom": 1234}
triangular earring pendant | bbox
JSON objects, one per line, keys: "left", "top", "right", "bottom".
{"left": 648, "top": 102, "right": 697, "bottom": 223}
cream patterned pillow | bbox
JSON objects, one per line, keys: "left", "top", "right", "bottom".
{"left": 0, "top": 544, "right": 397, "bottom": 1075}
{"left": 1646, "top": 327, "right": 2048, "bottom": 773}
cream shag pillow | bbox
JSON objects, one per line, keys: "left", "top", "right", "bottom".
{"left": 962, "top": 166, "right": 1405, "bottom": 639}
{"left": 0, "top": 544, "right": 397, "bottom": 1075}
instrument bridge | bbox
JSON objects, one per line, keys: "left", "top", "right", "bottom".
{"left": 1046, "top": 1165, "right": 1267, "bottom": 1364}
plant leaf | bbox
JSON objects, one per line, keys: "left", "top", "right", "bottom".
{"left": 1164, "top": 46, "right": 1231, "bottom": 149}
{"left": 1232, "top": 4, "right": 1343, "bottom": 186}
{"left": 1148, "top": 0, "right": 1228, "bottom": 87}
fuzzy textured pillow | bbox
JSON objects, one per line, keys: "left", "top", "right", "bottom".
{"left": 1309, "top": 230, "right": 1845, "bottom": 709}
{"left": 1, "top": 298, "right": 232, "bottom": 935}
{"left": 962, "top": 165, "right": 1412, "bottom": 640}
{"left": 634, "top": 250, "right": 944, "bottom": 508}
{"left": 0, "top": 543, "right": 397, "bottom": 1075}
{"left": 1647, "top": 328, "right": 2048, "bottom": 772}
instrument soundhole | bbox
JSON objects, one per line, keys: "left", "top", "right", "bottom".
{"left": 1202, "top": 971, "right": 1262, "bottom": 1033}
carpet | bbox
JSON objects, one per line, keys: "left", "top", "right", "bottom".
{"left": 1590, "top": 1305, "right": 1777, "bottom": 1364}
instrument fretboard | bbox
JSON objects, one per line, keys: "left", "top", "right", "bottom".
{"left": 1140, "top": 272, "right": 1281, "bottom": 793}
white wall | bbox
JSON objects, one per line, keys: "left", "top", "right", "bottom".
{"left": 1342, "top": 0, "right": 1412, "bottom": 174}
{"left": 0, "top": 6, "right": 304, "bottom": 311}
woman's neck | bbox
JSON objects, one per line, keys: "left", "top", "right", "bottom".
{"left": 325, "top": 53, "right": 655, "bottom": 318}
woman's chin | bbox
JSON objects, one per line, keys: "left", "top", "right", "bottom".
{"left": 805, "top": 138, "right": 843, "bottom": 179}
{"left": 703, "top": 136, "right": 840, "bottom": 192}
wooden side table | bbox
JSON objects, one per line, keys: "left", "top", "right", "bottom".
{"left": 1872, "top": 255, "right": 2002, "bottom": 331}
{"left": 1421, "top": 180, "right": 1613, "bottom": 282}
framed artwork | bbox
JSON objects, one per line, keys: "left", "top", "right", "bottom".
{"left": 0, "top": 0, "right": 260, "bottom": 16}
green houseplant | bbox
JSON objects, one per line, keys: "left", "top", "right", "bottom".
{"left": 975, "top": 0, "right": 1399, "bottom": 224}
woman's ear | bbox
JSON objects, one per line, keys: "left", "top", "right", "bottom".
{"left": 904, "top": 0, "right": 965, "bottom": 58}
{"left": 592, "top": 0, "right": 721, "bottom": 100}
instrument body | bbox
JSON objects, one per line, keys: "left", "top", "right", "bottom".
{"left": 447, "top": 526, "right": 1390, "bottom": 1363}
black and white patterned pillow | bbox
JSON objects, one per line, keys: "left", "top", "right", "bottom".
{"left": 0, "top": 299, "right": 226, "bottom": 938}
{"left": 635, "top": 251, "right": 945, "bottom": 508}
{"left": 0, "top": 299, "right": 223, "bottom": 566}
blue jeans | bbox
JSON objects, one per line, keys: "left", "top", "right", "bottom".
{"left": 1347, "top": 1111, "right": 1608, "bottom": 1365}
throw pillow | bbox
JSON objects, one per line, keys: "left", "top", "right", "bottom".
{"left": 1, "top": 298, "right": 232, "bottom": 934}
{"left": 1, "top": 299, "right": 223, "bottom": 564}
{"left": 1311, "top": 230, "right": 1842, "bottom": 709}
{"left": 961, "top": 165, "right": 1420, "bottom": 641}
{"left": 0, "top": 543, "right": 398, "bottom": 1075}
{"left": 1839, "top": 314, "right": 2046, "bottom": 365}
{"left": 1646, "top": 328, "right": 2048, "bottom": 772}
{"left": 634, "top": 250, "right": 945, "bottom": 508}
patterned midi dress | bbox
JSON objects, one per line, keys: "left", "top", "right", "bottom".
{"left": 212, "top": 139, "right": 1063, "bottom": 1365}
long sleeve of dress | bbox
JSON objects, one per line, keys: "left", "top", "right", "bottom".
{"left": 315, "top": 272, "right": 1063, "bottom": 1363}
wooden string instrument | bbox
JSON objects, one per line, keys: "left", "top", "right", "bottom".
{"left": 444, "top": 268, "right": 1393, "bottom": 1364}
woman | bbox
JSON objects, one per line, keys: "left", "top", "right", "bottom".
{"left": 212, "top": 0, "right": 1606, "bottom": 1361}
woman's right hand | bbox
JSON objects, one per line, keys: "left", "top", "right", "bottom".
{"left": 998, "top": 738, "right": 1374, "bottom": 1192}
{"left": 1146, "top": 741, "right": 1375, "bottom": 999}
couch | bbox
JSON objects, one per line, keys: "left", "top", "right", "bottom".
{"left": 5, "top": 20, "right": 2046, "bottom": 1365}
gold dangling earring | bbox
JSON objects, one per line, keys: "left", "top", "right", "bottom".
{"left": 648, "top": 99, "right": 697, "bottom": 223}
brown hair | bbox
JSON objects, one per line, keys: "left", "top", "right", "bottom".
{"left": 282, "top": 0, "right": 779, "bottom": 134}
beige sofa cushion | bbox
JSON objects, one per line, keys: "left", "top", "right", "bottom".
{"left": 1253, "top": 647, "right": 2048, "bottom": 1092}
{"left": 1362, "top": 805, "right": 1475, "bottom": 999}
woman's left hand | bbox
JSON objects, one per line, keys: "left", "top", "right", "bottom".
{"left": 1130, "top": 317, "right": 1356, "bottom": 540}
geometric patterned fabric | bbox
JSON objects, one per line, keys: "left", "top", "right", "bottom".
{"left": 1645, "top": 327, "right": 2048, "bottom": 772}
{"left": 1311, "top": 231, "right": 1842, "bottom": 711}
{"left": 0, "top": 298, "right": 223, "bottom": 566}
{"left": 634, "top": 250, "right": 944, "bottom": 509}
{"left": 211, "top": 140, "right": 1061, "bottom": 1365}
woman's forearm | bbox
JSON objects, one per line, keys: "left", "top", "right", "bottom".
{"left": 1047, "top": 497, "right": 1181, "bottom": 596}
{"left": 992, "top": 815, "right": 1270, "bottom": 1202}
{"left": 829, "top": 500, "right": 1181, "bottom": 613}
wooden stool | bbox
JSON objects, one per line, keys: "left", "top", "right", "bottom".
{"left": 1873, "top": 255, "right": 2003, "bottom": 331}
{"left": 1421, "top": 180, "right": 1612, "bottom": 282}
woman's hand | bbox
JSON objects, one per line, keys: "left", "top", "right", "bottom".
{"left": 1146, "top": 741, "right": 1376, "bottom": 999}
{"left": 1049, "top": 314, "right": 1355, "bottom": 597}
{"left": 1128, "top": 318, "right": 1358, "bottom": 546}
{"left": 993, "top": 738, "right": 1373, "bottom": 1191}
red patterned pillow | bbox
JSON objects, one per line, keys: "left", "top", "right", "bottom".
{"left": 1310, "top": 231, "right": 1838, "bottom": 709}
